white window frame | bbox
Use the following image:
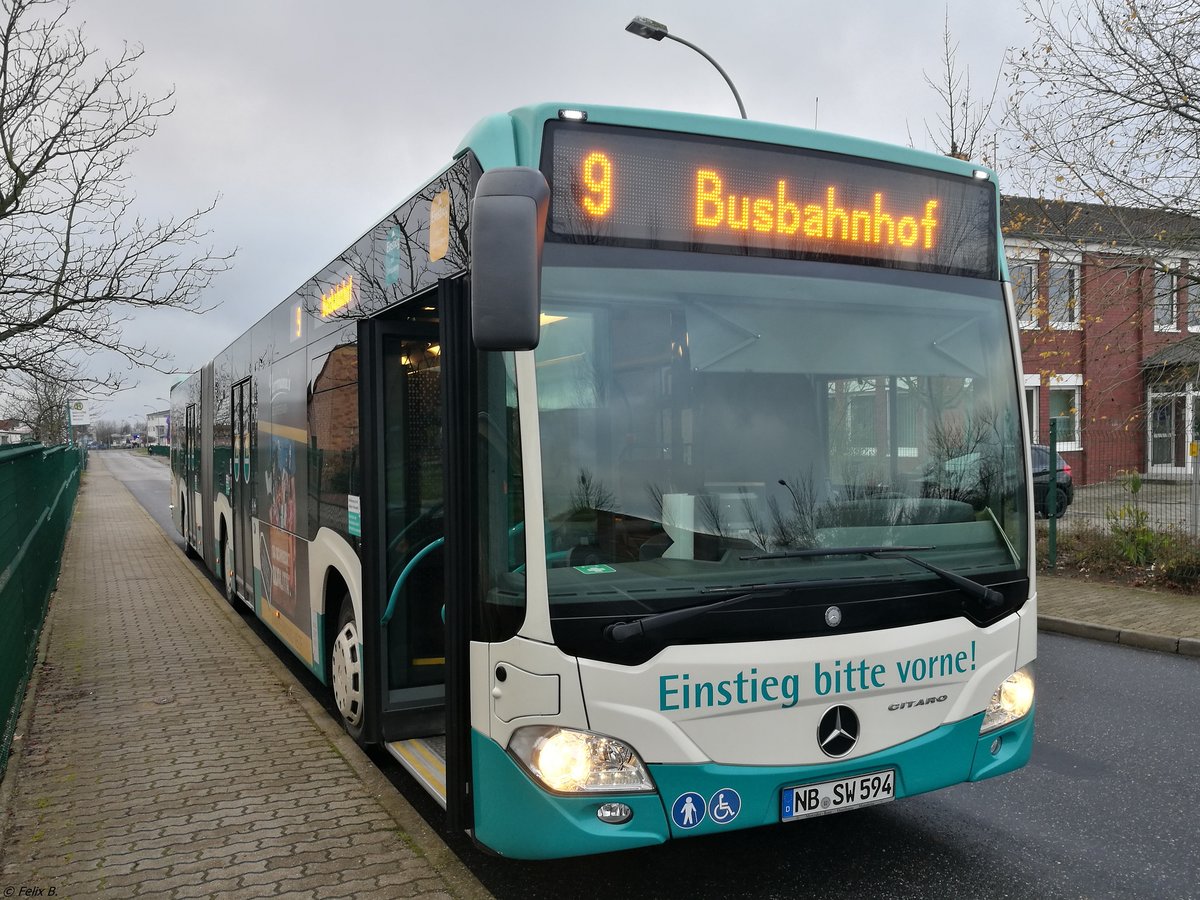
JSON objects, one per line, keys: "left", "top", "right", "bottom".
{"left": 1007, "top": 257, "right": 1040, "bottom": 330}
{"left": 1154, "top": 266, "right": 1179, "bottom": 333}
{"left": 1048, "top": 374, "right": 1082, "bottom": 451}
{"left": 1047, "top": 260, "right": 1082, "bottom": 331}
{"left": 1183, "top": 262, "right": 1200, "bottom": 333}
{"left": 1023, "top": 374, "right": 1041, "bottom": 443}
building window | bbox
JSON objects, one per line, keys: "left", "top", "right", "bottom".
{"left": 1023, "top": 375, "right": 1040, "bottom": 443}
{"left": 1010, "top": 261, "right": 1038, "bottom": 328}
{"left": 847, "top": 383, "right": 878, "bottom": 455}
{"left": 1154, "top": 270, "right": 1178, "bottom": 332}
{"left": 1048, "top": 264, "right": 1079, "bottom": 329}
{"left": 1048, "top": 377, "right": 1081, "bottom": 450}
{"left": 1187, "top": 276, "right": 1200, "bottom": 333}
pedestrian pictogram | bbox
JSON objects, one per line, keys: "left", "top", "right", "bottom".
{"left": 671, "top": 791, "right": 706, "bottom": 829}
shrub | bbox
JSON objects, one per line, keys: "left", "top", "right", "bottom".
{"left": 1155, "top": 539, "right": 1200, "bottom": 591}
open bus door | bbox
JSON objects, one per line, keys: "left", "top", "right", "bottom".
{"left": 359, "top": 277, "right": 474, "bottom": 833}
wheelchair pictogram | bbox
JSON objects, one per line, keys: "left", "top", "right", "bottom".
{"left": 708, "top": 788, "right": 741, "bottom": 825}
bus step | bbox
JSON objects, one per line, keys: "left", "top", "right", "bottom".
{"left": 385, "top": 736, "right": 447, "bottom": 808}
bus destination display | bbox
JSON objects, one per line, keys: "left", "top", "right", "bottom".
{"left": 545, "top": 123, "right": 997, "bottom": 278}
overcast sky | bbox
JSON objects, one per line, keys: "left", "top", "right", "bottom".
{"left": 77, "top": 0, "right": 1035, "bottom": 425}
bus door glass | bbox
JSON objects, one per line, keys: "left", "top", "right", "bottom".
{"left": 377, "top": 322, "right": 446, "bottom": 710}
{"left": 184, "top": 402, "right": 198, "bottom": 547}
{"left": 231, "top": 378, "right": 253, "bottom": 598}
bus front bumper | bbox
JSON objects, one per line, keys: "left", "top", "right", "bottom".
{"left": 471, "top": 708, "right": 1033, "bottom": 859}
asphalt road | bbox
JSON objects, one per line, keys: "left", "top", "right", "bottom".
{"left": 104, "top": 450, "right": 1200, "bottom": 899}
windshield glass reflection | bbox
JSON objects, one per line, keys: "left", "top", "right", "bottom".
{"left": 533, "top": 257, "right": 1027, "bottom": 609}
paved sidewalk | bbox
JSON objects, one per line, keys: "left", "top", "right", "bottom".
{"left": 0, "top": 457, "right": 489, "bottom": 899}
{"left": 1038, "top": 573, "right": 1200, "bottom": 655}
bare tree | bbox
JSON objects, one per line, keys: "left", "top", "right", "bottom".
{"left": 920, "top": 10, "right": 1001, "bottom": 163}
{"left": 0, "top": 0, "right": 231, "bottom": 394}
{"left": 92, "top": 417, "right": 119, "bottom": 444}
{"left": 1007, "top": 0, "right": 1200, "bottom": 238}
{"left": 3, "top": 368, "right": 68, "bottom": 442}
{"left": 1004, "top": 0, "right": 1200, "bottom": 420}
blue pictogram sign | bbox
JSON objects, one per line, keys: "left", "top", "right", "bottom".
{"left": 671, "top": 792, "right": 707, "bottom": 830}
{"left": 708, "top": 788, "right": 741, "bottom": 825}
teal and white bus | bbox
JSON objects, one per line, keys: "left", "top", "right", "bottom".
{"left": 172, "top": 102, "right": 1036, "bottom": 859}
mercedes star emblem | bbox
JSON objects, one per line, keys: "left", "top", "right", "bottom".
{"left": 825, "top": 605, "right": 842, "bottom": 628}
{"left": 817, "top": 705, "right": 860, "bottom": 758}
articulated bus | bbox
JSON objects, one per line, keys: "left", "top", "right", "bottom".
{"left": 172, "top": 102, "right": 1036, "bottom": 859}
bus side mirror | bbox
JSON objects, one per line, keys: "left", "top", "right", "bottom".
{"left": 470, "top": 167, "right": 550, "bottom": 351}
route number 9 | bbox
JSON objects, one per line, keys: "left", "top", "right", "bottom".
{"left": 581, "top": 151, "right": 613, "bottom": 217}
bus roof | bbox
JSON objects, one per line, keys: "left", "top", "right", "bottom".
{"left": 456, "top": 102, "right": 997, "bottom": 184}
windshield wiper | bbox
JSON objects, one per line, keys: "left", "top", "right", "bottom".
{"left": 606, "top": 545, "right": 1007, "bottom": 642}
{"left": 604, "top": 589, "right": 787, "bottom": 643}
{"left": 740, "top": 545, "right": 1004, "bottom": 609}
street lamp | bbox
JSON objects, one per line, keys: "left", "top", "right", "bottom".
{"left": 625, "top": 15, "right": 747, "bottom": 120}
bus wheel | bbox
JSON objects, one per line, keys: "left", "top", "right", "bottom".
{"left": 220, "top": 534, "right": 238, "bottom": 607}
{"left": 182, "top": 499, "right": 199, "bottom": 559}
{"left": 331, "top": 598, "right": 366, "bottom": 742}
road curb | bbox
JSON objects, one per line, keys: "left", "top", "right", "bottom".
{"left": 1039, "top": 615, "right": 1197, "bottom": 657}
{"left": 110, "top": 463, "right": 493, "bottom": 900}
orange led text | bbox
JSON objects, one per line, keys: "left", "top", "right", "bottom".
{"left": 694, "top": 170, "right": 939, "bottom": 249}
{"left": 320, "top": 275, "right": 354, "bottom": 318}
{"left": 581, "top": 151, "right": 613, "bottom": 216}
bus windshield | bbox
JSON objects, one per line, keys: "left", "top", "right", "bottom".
{"left": 533, "top": 249, "right": 1027, "bottom": 636}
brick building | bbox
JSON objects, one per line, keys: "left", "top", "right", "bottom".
{"left": 1003, "top": 197, "right": 1200, "bottom": 485}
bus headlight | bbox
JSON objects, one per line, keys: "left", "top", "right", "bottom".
{"left": 981, "top": 666, "right": 1035, "bottom": 733}
{"left": 508, "top": 726, "right": 655, "bottom": 794}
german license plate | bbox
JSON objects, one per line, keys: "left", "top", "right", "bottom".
{"left": 781, "top": 769, "right": 895, "bottom": 822}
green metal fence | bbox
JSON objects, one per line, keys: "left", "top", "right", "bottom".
{"left": 0, "top": 443, "right": 85, "bottom": 778}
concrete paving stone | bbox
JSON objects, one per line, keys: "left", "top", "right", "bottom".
{"left": 165, "top": 855, "right": 245, "bottom": 878}
{"left": 371, "top": 874, "right": 456, "bottom": 899}
{"left": 129, "top": 852, "right": 197, "bottom": 874}
{"left": 128, "top": 868, "right": 208, "bottom": 895}
{"left": 158, "top": 821, "right": 251, "bottom": 844}
{"left": 240, "top": 864, "right": 309, "bottom": 887}
{"left": 341, "top": 860, "right": 413, "bottom": 883}
{"left": 194, "top": 837, "right": 265, "bottom": 859}
{"left": 302, "top": 853, "right": 427, "bottom": 883}
{"left": 170, "top": 875, "right": 246, "bottom": 899}
{"left": 90, "top": 860, "right": 139, "bottom": 877}
{"left": 269, "top": 854, "right": 341, "bottom": 877}
{"left": 253, "top": 833, "right": 335, "bottom": 852}
{"left": 313, "top": 877, "right": 396, "bottom": 899}
{"left": 103, "top": 846, "right": 172, "bottom": 867}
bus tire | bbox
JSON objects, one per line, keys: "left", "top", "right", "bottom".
{"left": 182, "top": 497, "right": 200, "bottom": 559}
{"left": 331, "top": 596, "right": 366, "bottom": 743}
{"left": 219, "top": 532, "right": 238, "bottom": 608}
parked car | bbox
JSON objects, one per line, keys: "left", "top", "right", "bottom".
{"left": 1031, "top": 444, "right": 1072, "bottom": 517}
{"left": 921, "top": 445, "right": 1072, "bottom": 518}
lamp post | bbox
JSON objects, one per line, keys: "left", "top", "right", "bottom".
{"left": 625, "top": 16, "right": 747, "bottom": 120}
